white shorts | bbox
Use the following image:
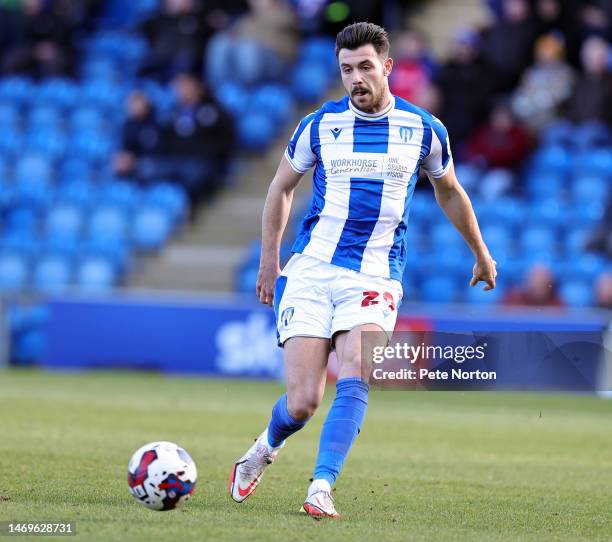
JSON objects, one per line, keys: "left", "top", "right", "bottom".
{"left": 273, "top": 253, "right": 403, "bottom": 347}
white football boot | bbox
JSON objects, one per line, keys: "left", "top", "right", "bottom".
{"left": 229, "top": 428, "right": 284, "bottom": 503}
{"left": 302, "top": 479, "right": 340, "bottom": 519}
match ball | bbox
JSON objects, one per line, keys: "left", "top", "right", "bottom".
{"left": 127, "top": 441, "right": 197, "bottom": 511}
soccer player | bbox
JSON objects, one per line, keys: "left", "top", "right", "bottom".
{"left": 229, "top": 22, "right": 497, "bottom": 518}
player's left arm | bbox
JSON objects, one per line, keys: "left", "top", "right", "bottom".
{"left": 429, "top": 163, "right": 497, "bottom": 290}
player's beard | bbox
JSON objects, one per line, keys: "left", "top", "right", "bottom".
{"left": 350, "top": 85, "right": 386, "bottom": 114}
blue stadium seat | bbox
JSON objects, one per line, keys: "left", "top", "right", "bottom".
{"left": 145, "top": 183, "right": 188, "bottom": 223}
{"left": 454, "top": 162, "right": 482, "bottom": 193}
{"left": 465, "top": 283, "right": 505, "bottom": 304}
{"left": 238, "top": 112, "right": 277, "bottom": 151}
{"left": 98, "top": 180, "right": 140, "bottom": 210}
{"left": 28, "top": 106, "right": 61, "bottom": 131}
{"left": 56, "top": 180, "right": 98, "bottom": 208}
{"left": 80, "top": 80, "right": 126, "bottom": 112}
{"left": 574, "top": 121, "right": 611, "bottom": 150}
{"left": 541, "top": 120, "right": 574, "bottom": 148}
{"left": 42, "top": 235, "right": 80, "bottom": 260}
{"left": 559, "top": 280, "right": 594, "bottom": 308}
{"left": 15, "top": 154, "right": 52, "bottom": 184}
{"left": 557, "top": 253, "right": 606, "bottom": 283}
{"left": 26, "top": 128, "right": 67, "bottom": 158}
{"left": 214, "top": 82, "right": 249, "bottom": 118}
{"left": 481, "top": 224, "right": 512, "bottom": 253}
{"left": 0, "top": 76, "right": 33, "bottom": 105}
{"left": 526, "top": 172, "right": 565, "bottom": 200}
{"left": 531, "top": 145, "right": 572, "bottom": 176}
{"left": 431, "top": 222, "right": 464, "bottom": 250}
{"left": 298, "top": 36, "right": 337, "bottom": 76}
{"left": 566, "top": 201, "right": 606, "bottom": 227}
{"left": 68, "top": 131, "right": 114, "bottom": 164}
{"left": 89, "top": 205, "right": 128, "bottom": 241}
{"left": 131, "top": 207, "right": 172, "bottom": 250}
{"left": 291, "top": 63, "right": 331, "bottom": 103}
{"left": 32, "top": 255, "right": 72, "bottom": 295}
{"left": 81, "top": 57, "right": 120, "bottom": 83}
{"left": 0, "top": 228, "right": 40, "bottom": 259}
{"left": 565, "top": 227, "right": 593, "bottom": 255}
{"left": 0, "top": 103, "right": 21, "bottom": 132}
{"left": 70, "top": 107, "right": 105, "bottom": 134}
{"left": 82, "top": 235, "right": 130, "bottom": 273}
{"left": 76, "top": 256, "right": 117, "bottom": 292}
{"left": 420, "top": 276, "right": 458, "bottom": 303}
{"left": 0, "top": 129, "right": 24, "bottom": 156}
{"left": 37, "top": 78, "right": 79, "bottom": 110}
{"left": 574, "top": 148, "right": 612, "bottom": 177}
{"left": 0, "top": 253, "right": 28, "bottom": 292}
{"left": 251, "top": 84, "right": 295, "bottom": 124}
{"left": 528, "top": 199, "right": 566, "bottom": 230}
{"left": 59, "top": 158, "right": 94, "bottom": 183}
{"left": 5, "top": 206, "right": 40, "bottom": 232}
{"left": 572, "top": 176, "right": 609, "bottom": 204}
{"left": 520, "top": 225, "right": 557, "bottom": 255}
{"left": 46, "top": 204, "right": 84, "bottom": 240}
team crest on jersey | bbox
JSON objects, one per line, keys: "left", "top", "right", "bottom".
{"left": 399, "top": 126, "right": 413, "bottom": 142}
{"left": 280, "top": 307, "right": 294, "bottom": 328}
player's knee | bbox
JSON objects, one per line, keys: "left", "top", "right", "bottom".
{"left": 338, "top": 355, "right": 365, "bottom": 379}
{"left": 286, "top": 392, "right": 321, "bottom": 421}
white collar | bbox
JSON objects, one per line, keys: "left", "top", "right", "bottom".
{"left": 348, "top": 95, "right": 395, "bottom": 120}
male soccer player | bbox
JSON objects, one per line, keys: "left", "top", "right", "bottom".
{"left": 229, "top": 22, "right": 497, "bottom": 518}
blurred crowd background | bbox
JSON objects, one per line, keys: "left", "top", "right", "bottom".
{"left": 0, "top": 0, "right": 610, "bottom": 365}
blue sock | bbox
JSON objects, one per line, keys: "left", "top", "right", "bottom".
{"left": 313, "top": 377, "right": 369, "bottom": 487}
{"left": 267, "top": 393, "right": 309, "bottom": 448}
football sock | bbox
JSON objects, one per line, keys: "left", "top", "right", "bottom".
{"left": 313, "top": 377, "right": 369, "bottom": 487}
{"left": 266, "top": 393, "right": 309, "bottom": 448}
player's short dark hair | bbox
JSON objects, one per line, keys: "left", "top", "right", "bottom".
{"left": 335, "top": 22, "right": 390, "bottom": 58}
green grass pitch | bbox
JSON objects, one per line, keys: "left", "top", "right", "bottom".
{"left": 1, "top": 369, "right": 611, "bottom": 541}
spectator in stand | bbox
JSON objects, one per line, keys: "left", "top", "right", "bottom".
{"left": 465, "top": 101, "right": 533, "bottom": 170}
{"left": 511, "top": 33, "right": 575, "bottom": 132}
{"left": 535, "top": 0, "right": 563, "bottom": 35}
{"left": 504, "top": 264, "right": 564, "bottom": 307}
{"left": 114, "top": 91, "right": 165, "bottom": 178}
{"left": 480, "top": 0, "right": 539, "bottom": 91}
{"left": 564, "top": 36, "right": 612, "bottom": 125}
{"left": 165, "top": 73, "right": 235, "bottom": 202}
{"left": 206, "top": 0, "right": 298, "bottom": 86}
{"left": 389, "top": 30, "right": 436, "bottom": 105}
{"left": 139, "top": 0, "right": 247, "bottom": 81}
{"left": 0, "top": 0, "right": 76, "bottom": 78}
{"left": 594, "top": 273, "right": 612, "bottom": 310}
{"left": 435, "top": 30, "right": 493, "bottom": 151}
{"left": 586, "top": 200, "right": 612, "bottom": 258}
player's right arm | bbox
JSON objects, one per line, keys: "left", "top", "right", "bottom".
{"left": 257, "top": 112, "right": 318, "bottom": 306}
{"left": 257, "top": 156, "right": 305, "bottom": 306}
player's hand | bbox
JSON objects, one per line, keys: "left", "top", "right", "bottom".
{"left": 470, "top": 256, "right": 497, "bottom": 291}
{"left": 256, "top": 263, "right": 281, "bottom": 307}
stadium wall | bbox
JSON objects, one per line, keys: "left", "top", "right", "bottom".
{"left": 37, "top": 292, "right": 611, "bottom": 392}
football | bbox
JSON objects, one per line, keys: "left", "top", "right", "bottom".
{"left": 127, "top": 441, "right": 197, "bottom": 511}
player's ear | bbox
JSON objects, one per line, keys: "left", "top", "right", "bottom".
{"left": 383, "top": 56, "right": 393, "bottom": 77}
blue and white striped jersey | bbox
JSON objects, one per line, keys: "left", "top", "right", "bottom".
{"left": 285, "top": 95, "right": 453, "bottom": 281}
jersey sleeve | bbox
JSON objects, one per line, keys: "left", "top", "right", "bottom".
{"left": 421, "top": 116, "right": 453, "bottom": 179}
{"left": 284, "top": 113, "right": 317, "bottom": 173}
